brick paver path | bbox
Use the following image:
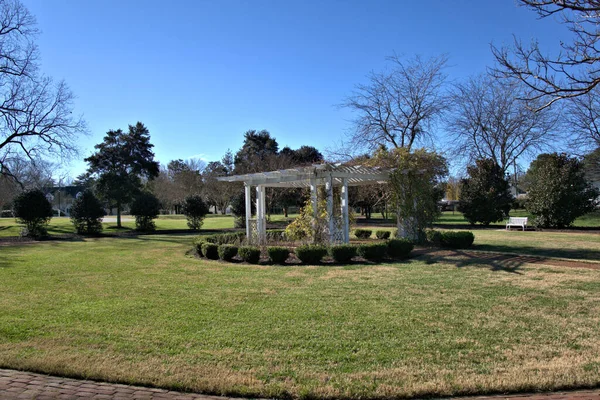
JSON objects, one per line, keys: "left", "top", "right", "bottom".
{"left": 1, "top": 368, "right": 599, "bottom": 399}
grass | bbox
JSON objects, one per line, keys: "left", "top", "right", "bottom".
{"left": 0, "top": 214, "right": 236, "bottom": 237}
{"left": 2, "top": 235, "right": 600, "bottom": 398}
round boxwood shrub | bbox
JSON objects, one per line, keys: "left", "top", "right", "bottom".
{"left": 13, "top": 189, "right": 53, "bottom": 238}
{"left": 328, "top": 244, "right": 357, "bottom": 263}
{"left": 218, "top": 244, "right": 238, "bottom": 261}
{"left": 267, "top": 246, "right": 290, "bottom": 264}
{"left": 201, "top": 242, "right": 219, "bottom": 259}
{"left": 353, "top": 229, "right": 372, "bottom": 239}
{"left": 195, "top": 239, "right": 207, "bottom": 256}
{"left": 238, "top": 246, "right": 261, "bottom": 264}
{"left": 387, "top": 238, "right": 414, "bottom": 259}
{"left": 295, "top": 244, "right": 327, "bottom": 264}
{"left": 357, "top": 243, "right": 388, "bottom": 261}
{"left": 425, "top": 229, "right": 443, "bottom": 246}
{"left": 441, "top": 231, "right": 475, "bottom": 249}
{"left": 375, "top": 230, "right": 391, "bottom": 240}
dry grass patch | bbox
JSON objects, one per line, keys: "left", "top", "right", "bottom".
{"left": 2, "top": 236, "right": 600, "bottom": 398}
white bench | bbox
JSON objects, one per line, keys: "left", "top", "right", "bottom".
{"left": 506, "top": 217, "right": 528, "bottom": 231}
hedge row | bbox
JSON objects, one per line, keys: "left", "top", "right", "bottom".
{"left": 426, "top": 229, "right": 475, "bottom": 249}
{"left": 196, "top": 238, "right": 414, "bottom": 265}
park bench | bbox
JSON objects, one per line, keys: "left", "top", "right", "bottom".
{"left": 506, "top": 217, "right": 528, "bottom": 231}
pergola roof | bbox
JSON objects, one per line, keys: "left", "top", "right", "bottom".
{"left": 217, "top": 163, "right": 390, "bottom": 188}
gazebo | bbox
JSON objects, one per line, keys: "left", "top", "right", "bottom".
{"left": 218, "top": 163, "right": 390, "bottom": 244}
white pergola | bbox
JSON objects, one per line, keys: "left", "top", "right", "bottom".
{"left": 218, "top": 163, "right": 390, "bottom": 244}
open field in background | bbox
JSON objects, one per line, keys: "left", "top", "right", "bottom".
{"left": 2, "top": 234, "right": 600, "bottom": 399}
{"left": 1, "top": 210, "right": 599, "bottom": 238}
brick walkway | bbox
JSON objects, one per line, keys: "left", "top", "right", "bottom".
{"left": 1, "top": 368, "right": 599, "bottom": 400}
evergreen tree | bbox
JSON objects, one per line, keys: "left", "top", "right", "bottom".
{"left": 458, "top": 159, "right": 513, "bottom": 225}
{"left": 526, "top": 153, "right": 599, "bottom": 228}
{"left": 84, "top": 122, "right": 159, "bottom": 227}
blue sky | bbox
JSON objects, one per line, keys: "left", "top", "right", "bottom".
{"left": 26, "top": 0, "right": 569, "bottom": 178}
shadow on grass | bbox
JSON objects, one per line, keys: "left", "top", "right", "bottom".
{"left": 414, "top": 249, "right": 525, "bottom": 274}
{"left": 474, "top": 243, "right": 600, "bottom": 262}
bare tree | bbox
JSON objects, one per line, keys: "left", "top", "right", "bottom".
{"left": 565, "top": 88, "right": 600, "bottom": 152}
{"left": 0, "top": 0, "right": 85, "bottom": 184}
{"left": 492, "top": 0, "right": 600, "bottom": 110}
{"left": 341, "top": 54, "right": 449, "bottom": 154}
{"left": 449, "top": 74, "right": 559, "bottom": 173}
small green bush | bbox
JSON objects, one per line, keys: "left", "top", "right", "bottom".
{"left": 130, "top": 192, "right": 161, "bottom": 232}
{"left": 425, "top": 229, "right": 443, "bottom": 246}
{"left": 357, "top": 243, "right": 388, "bottom": 261}
{"left": 218, "top": 244, "right": 238, "bottom": 261}
{"left": 328, "top": 244, "right": 357, "bottom": 263}
{"left": 295, "top": 244, "right": 327, "bottom": 264}
{"left": 13, "top": 189, "right": 53, "bottom": 238}
{"left": 238, "top": 246, "right": 261, "bottom": 264}
{"left": 267, "top": 246, "right": 289, "bottom": 264}
{"left": 354, "top": 229, "right": 372, "bottom": 239}
{"left": 182, "top": 195, "right": 209, "bottom": 230}
{"left": 375, "top": 230, "right": 391, "bottom": 240}
{"left": 387, "top": 238, "right": 414, "bottom": 259}
{"left": 70, "top": 190, "right": 104, "bottom": 235}
{"left": 205, "top": 231, "right": 246, "bottom": 245}
{"left": 441, "top": 231, "right": 475, "bottom": 249}
{"left": 201, "top": 242, "right": 219, "bottom": 259}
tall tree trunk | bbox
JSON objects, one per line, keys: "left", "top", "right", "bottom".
{"left": 117, "top": 200, "right": 122, "bottom": 228}
{"left": 283, "top": 206, "right": 288, "bottom": 218}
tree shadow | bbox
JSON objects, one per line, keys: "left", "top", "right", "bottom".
{"left": 414, "top": 249, "right": 525, "bottom": 274}
{"left": 474, "top": 243, "right": 600, "bottom": 262}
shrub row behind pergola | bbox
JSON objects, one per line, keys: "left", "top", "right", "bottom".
{"left": 218, "top": 163, "right": 390, "bottom": 244}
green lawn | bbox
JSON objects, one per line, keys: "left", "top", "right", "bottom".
{"left": 2, "top": 235, "right": 600, "bottom": 399}
{"left": 0, "top": 214, "right": 236, "bottom": 237}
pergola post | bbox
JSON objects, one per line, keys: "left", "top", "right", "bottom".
{"left": 244, "top": 183, "right": 251, "bottom": 241}
{"left": 310, "top": 177, "right": 318, "bottom": 242}
{"left": 341, "top": 178, "right": 349, "bottom": 243}
{"left": 326, "top": 174, "right": 334, "bottom": 242}
{"left": 256, "top": 185, "right": 266, "bottom": 244}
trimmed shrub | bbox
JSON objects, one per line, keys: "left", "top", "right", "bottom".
{"left": 238, "top": 246, "right": 261, "bottom": 264}
{"left": 130, "top": 192, "right": 161, "bottom": 232}
{"left": 328, "top": 244, "right": 357, "bottom": 263}
{"left": 387, "top": 238, "right": 414, "bottom": 259}
{"left": 204, "top": 231, "right": 246, "bottom": 245}
{"left": 357, "top": 243, "right": 388, "bottom": 261}
{"left": 218, "top": 244, "right": 238, "bottom": 261}
{"left": 267, "top": 246, "right": 290, "bottom": 264}
{"left": 354, "top": 229, "right": 372, "bottom": 239}
{"left": 194, "top": 239, "right": 207, "bottom": 256}
{"left": 182, "top": 195, "right": 210, "bottom": 230}
{"left": 201, "top": 242, "right": 219, "bottom": 259}
{"left": 441, "top": 231, "right": 475, "bottom": 249}
{"left": 375, "top": 230, "right": 391, "bottom": 240}
{"left": 425, "top": 229, "right": 443, "bottom": 246}
{"left": 70, "top": 190, "right": 104, "bottom": 235}
{"left": 13, "top": 189, "right": 53, "bottom": 238}
{"left": 295, "top": 244, "right": 327, "bottom": 264}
